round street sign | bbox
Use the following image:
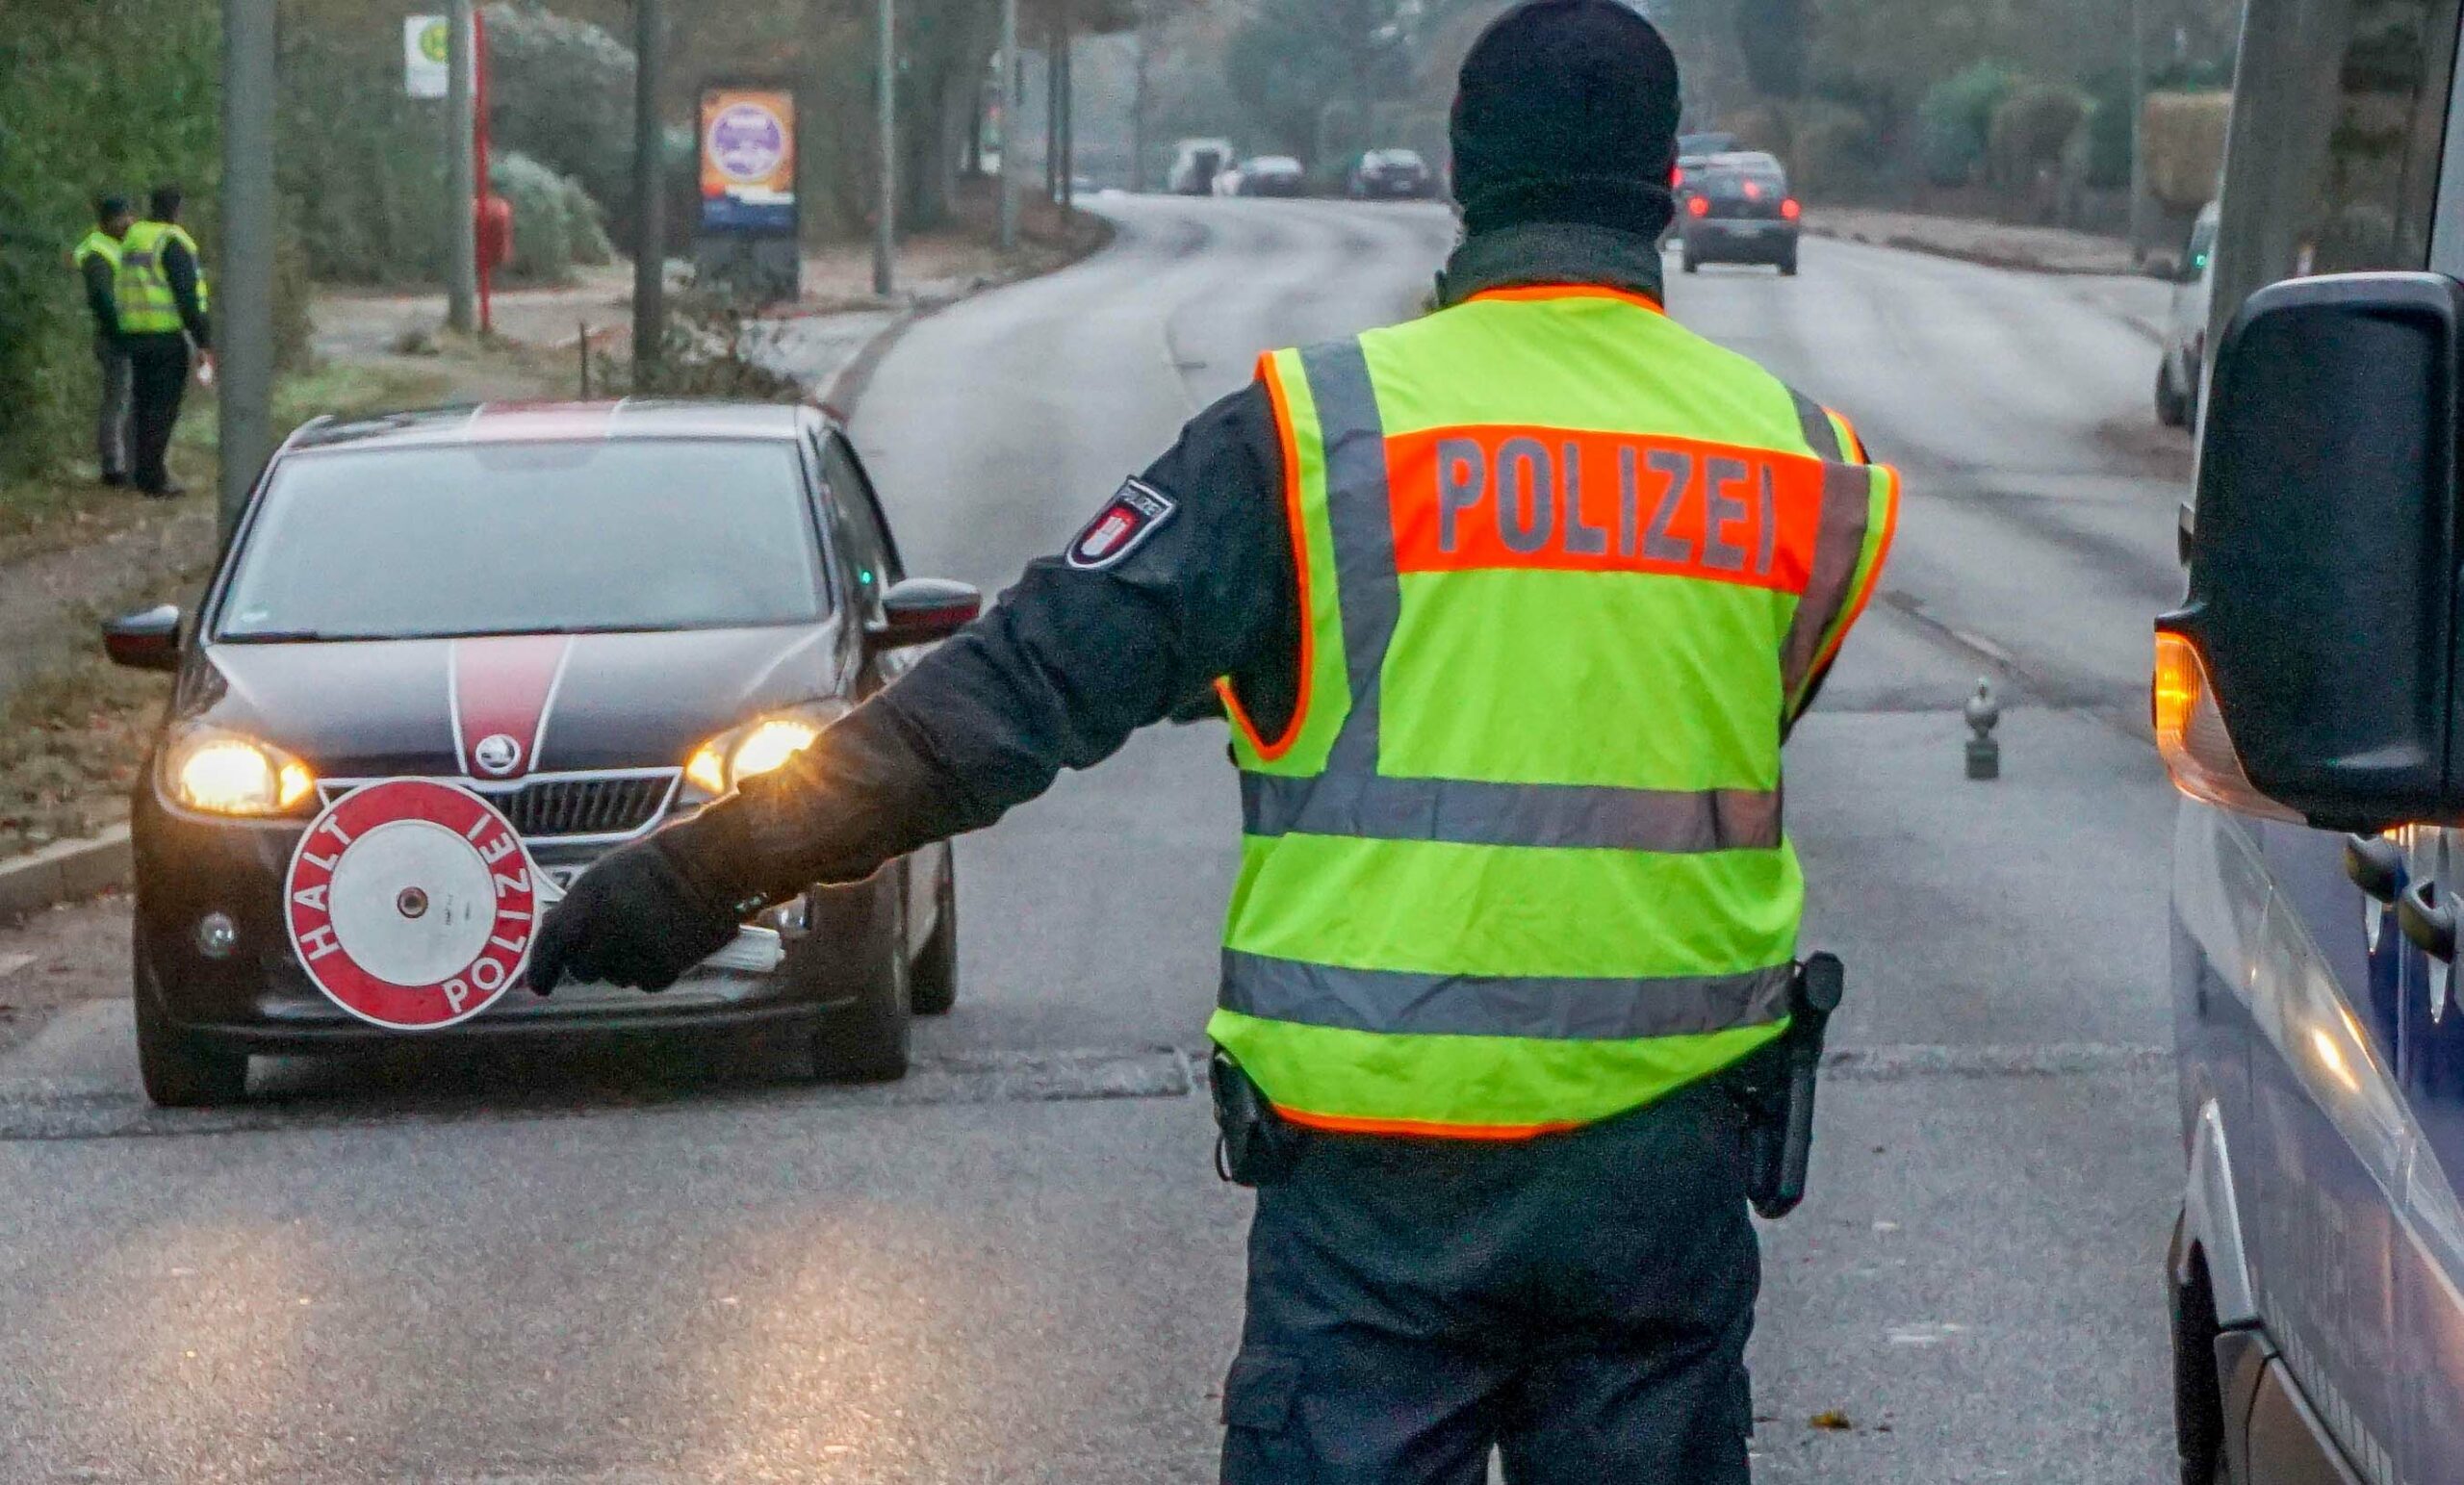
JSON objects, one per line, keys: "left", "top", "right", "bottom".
{"left": 285, "top": 779, "right": 539, "bottom": 1031}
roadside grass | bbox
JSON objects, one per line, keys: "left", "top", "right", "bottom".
{"left": 0, "top": 617, "right": 177, "bottom": 856}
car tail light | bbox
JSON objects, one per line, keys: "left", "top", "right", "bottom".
{"left": 1672, "top": 166, "right": 1685, "bottom": 189}
{"left": 2152, "top": 631, "right": 2300, "bottom": 821}
{"left": 1782, "top": 197, "right": 1802, "bottom": 221}
{"left": 1688, "top": 195, "right": 1710, "bottom": 218}
{"left": 1743, "top": 180, "right": 1763, "bottom": 201}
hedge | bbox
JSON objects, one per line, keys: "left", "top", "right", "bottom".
{"left": 0, "top": 0, "right": 231, "bottom": 480}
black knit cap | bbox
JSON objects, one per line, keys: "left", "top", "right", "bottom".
{"left": 1450, "top": 0, "right": 1681, "bottom": 239}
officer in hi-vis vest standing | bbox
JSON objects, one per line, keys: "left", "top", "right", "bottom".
{"left": 116, "top": 185, "right": 213, "bottom": 498}
{"left": 533, "top": 3, "right": 1897, "bottom": 1478}
{"left": 72, "top": 194, "right": 135, "bottom": 486}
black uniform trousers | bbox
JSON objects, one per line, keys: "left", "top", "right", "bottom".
{"left": 1220, "top": 1080, "right": 1759, "bottom": 1485}
{"left": 124, "top": 333, "right": 191, "bottom": 494}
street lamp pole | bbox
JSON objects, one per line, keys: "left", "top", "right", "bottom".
{"left": 875, "top": 0, "right": 898, "bottom": 296}
{"left": 998, "top": 0, "right": 1019, "bottom": 252}
{"left": 2128, "top": 0, "right": 2153, "bottom": 261}
{"left": 218, "top": 0, "right": 277, "bottom": 539}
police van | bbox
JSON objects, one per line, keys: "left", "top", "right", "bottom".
{"left": 2164, "top": 0, "right": 2464, "bottom": 1480}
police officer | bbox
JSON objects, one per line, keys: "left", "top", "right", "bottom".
{"left": 532, "top": 4, "right": 1897, "bottom": 1479}
{"left": 116, "top": 184, "right": 212, "bottom": 498}
{"left": 73, "top": 195, "right": 135, "bottom": 487}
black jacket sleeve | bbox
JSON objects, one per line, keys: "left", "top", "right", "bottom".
{"left": 80, "top": 253, "right": 119, "bottom": 339}
{"left": 683, "top": 380, "right": 1297, "bottom": 902}
{"left": 161, "top": 237, "right": 211, "bottom": 348}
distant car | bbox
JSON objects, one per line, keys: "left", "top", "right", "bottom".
{"left": 1168, "top": 139, "right": 1235, "bottom": 196}
{"left": 1235, "top": 156, "right": 1307, "bottom": 197}
{"left": 1678, "top": 151, "right": 1800, "bottom": 275}
{"left": 1348, "top": 148, "right": 1436, "bottom": 200}
{"left": 104, "top": 400, "right": 980, "bottom": 1107}
{"left": 2156, "top": 200, "right": 2220, "bottom": 427}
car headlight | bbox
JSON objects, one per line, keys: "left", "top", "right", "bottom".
{"left": 163, "top": 729, "right": 317, "bottom": 817}
{"left": 685, "top": 704, "right": 846, "bottom": 797}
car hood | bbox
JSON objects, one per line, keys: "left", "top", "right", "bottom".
{"left": 180, "top": 624, "right": 844, "bottom": 781}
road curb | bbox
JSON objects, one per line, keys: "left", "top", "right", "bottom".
{"left": 0, "top": 825, "right": 131, "bottom": 927}
{"left": 1802, "top": 222, "right": 2140, "bottom": 279}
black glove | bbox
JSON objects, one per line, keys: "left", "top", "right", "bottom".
{"left": 527, "top": 831, "right": 743, "bottom": 994}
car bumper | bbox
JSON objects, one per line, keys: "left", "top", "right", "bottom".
{"left": 132, "top": 787, "right": 863, "bottom": 1051}
{"left": 1684, "top": 220, "right": 1799, "bottom": 260}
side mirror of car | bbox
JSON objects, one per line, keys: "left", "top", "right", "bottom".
{"left": 102, "top": 603, "right": 183, "bottom": 672}
{"left": 2157, "top": 271, "right": 2464, "bottom": 832}
{"left": 869, "top": 577, "right": 983, "bottom": 652}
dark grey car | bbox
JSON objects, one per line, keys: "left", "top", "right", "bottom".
{"left": 1678, "top": 152, "right": 1800, "bottom": 275}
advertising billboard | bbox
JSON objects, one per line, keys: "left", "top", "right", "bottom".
{"left": 700, "top": 87, "right": 798, "bottom": 234}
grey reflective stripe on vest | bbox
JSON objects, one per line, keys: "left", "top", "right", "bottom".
{"left": 1275, "top": 342, "right": 1790, "bottom": 854}
{"left": 1789, "top": 388, "right": 1843, "bottom": 461}
{"left": 1303, "top": 339, "right": 1399, "bottom": 781}
{"left": 1780, "top": 459, "right": 1879, "bottom": 695}
{"left": 1243, "top": 771, "right": 1782, "bottom": 852}
{"left": 1222, "top": 950, "right": 1794, "bottom": 1040}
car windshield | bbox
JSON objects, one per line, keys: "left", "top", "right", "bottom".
{"left": 1704, "top": 168, "right": 1787, "bottom": 194}
{"left": 217, "top": 437, "right": 827, "bottom": 642}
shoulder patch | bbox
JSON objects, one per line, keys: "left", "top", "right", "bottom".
{"left": 1065, "top": 478, "right": 1179, "bottom": 571}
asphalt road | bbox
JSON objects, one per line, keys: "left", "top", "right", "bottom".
{"left": 0, "top": 196, "right": 2189, "bottom": 1483}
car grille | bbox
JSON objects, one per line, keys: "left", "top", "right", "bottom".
{"left": 321, "top": 772, "right": 678, "bottom": 840}
{"left": 500, "top": 776, "right": 675, "bottom": 837}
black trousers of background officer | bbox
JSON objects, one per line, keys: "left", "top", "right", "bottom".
{"left": 1220, "top": 1080, "right": 1759, "bottom": 1484}
{"left": 123, "top": 332, "right": 190, "bottom": 495}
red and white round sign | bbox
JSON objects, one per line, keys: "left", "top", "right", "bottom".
{"left": 284, "top": 779, "right": 540, "bottom": 1031}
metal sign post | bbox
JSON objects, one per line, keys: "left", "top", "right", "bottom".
{"left": 634, "top": 0, "right": 667, "bottom": 380}
{"left": 446, "top": 0, "right": 478, "bottom": 334}
{"left": 476, "top": 8, "right": 495, "bottom": 336}
{"left": 218, "top": 0, "right": 277, "bottom": 542}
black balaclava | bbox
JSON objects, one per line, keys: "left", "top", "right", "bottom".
{"left": 1450, "top": 0, "right": 1682, "bottom": 241}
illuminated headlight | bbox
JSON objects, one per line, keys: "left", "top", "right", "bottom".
{"left": 685, "top": 704, "right": 846, "bottom": 797}
{"left": 163, "top": 729, "right": 317, "bottom": 817}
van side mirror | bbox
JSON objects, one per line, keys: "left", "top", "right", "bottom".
{"left": 102, "top": 603, "right": 183, "bottom": 672}
{"left": 2158, "top": 272, "right": 2464, "bottom": 831}
{"left": 869, "top": 577, "right": 982, "bottom": 652}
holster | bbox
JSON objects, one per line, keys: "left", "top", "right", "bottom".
{"left": 1211, "top": 1048, "right": 1301, "bottom": 1189}
{"left": 1734, "top": 953, "right": 1845, "bottom": 1220}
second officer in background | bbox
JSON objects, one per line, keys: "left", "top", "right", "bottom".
{"left": 116, "top": 184, "right": 212, "bottom": 498}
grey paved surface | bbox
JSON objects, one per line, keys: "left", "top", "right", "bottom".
{"left": 0, "top": 196, "right": 2189, "bottom": 1481}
